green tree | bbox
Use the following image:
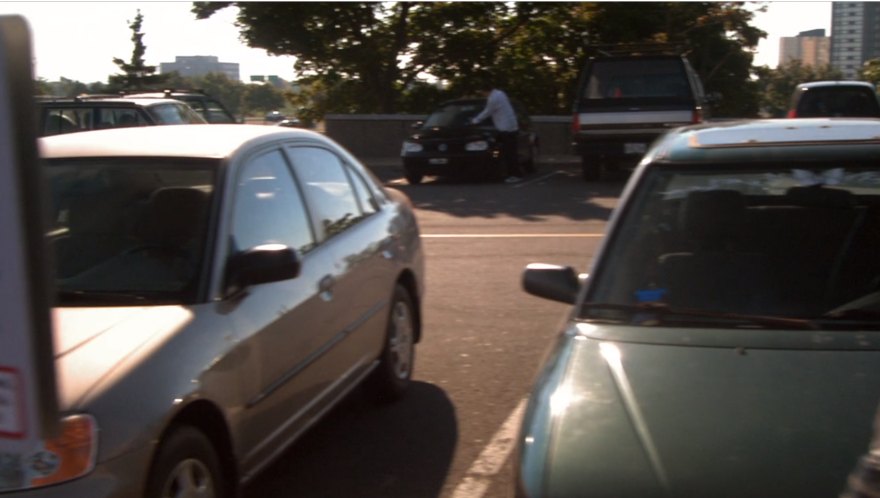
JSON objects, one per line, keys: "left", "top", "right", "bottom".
{"left": 108, "top": 10, "right": 168, "bottom": 91}
{"left": 242, "top": 83, "right": 286, "bottom": 113}
{"left": 753, "top": 60, "right": 842, "bottom": 118}
{"left": 193, "top": 2, "right": 766, "bottom": 118}
{"left": 860, "top": 59, "right": 880, "bottom": 86}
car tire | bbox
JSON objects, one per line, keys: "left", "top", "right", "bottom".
{"left": 488, "top": 160, "right": 507, "bottom": 183}
{"left": 524, "top": 144, "right": 538, "bottom": 174}
{"left": 581, "top": 156, "right": 601, "bottom": 182}
{"left": 404, "top": 170, "right": 424, "bottom": 185}
{"left": 145, "top": 425, "right": 229, "bottom": 498}
{"left": 367, "top": 284, "right": 417, "bottom": 402}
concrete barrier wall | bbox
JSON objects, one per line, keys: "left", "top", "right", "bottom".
{"left": 323, "top": 114, "right": 574, "bottom": 160}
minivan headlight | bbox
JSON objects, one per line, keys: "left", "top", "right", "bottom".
{"left": 465, "top": 140, "right": 489, "bottom": 151}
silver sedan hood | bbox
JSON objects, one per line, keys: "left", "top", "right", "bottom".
{"left": 518, "top": 322, "right": 880, "bottom": 498}
{"left": 52, "top": 306, "right": 195, "bottom": 410}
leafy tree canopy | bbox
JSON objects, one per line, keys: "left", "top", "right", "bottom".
{"left": 192, "top": 1, "right": 766, "bottom": 118}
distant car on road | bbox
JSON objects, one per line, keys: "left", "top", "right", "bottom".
{"left": 516, "top": 118, "right": 880, "bottom": 498}
{"left": 400, "top": 97, "right": 538, "bottom": 184}
{"left": 264, "top": 110, "right": 286, "bottom": 122}
{"left": 36, "top": 95, "right": 205, "bottom": 136}
{"left": 20, "top": 124, "right": 425, "bottom": 498}
{"left": 787, "top": 80, "right": 880, "bottom": 118}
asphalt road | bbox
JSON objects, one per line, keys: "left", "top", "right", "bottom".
{"left": 242, "top": 162, "right": 628, "bottom": 498}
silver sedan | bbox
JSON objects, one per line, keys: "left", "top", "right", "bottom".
{"left": 7, "top": 124, "right": 425, "bottom": 498}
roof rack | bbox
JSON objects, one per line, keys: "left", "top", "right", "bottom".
{"left": 73, "top": 93, "right": 126, "bottom": 101}
{"left": 586, "top": 43, "right": 691, "bottom": 58}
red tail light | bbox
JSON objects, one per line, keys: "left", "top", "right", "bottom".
{"left": 692, "top": 108, "right": 703, "bottom": 123}
{"left": 572, "top": 114, "right": 580, "bottom": 134}
{"left": 787, "top": 109, "right": 797, "bottom": 118}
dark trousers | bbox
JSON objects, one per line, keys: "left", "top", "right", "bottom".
{"left": 498, "top": 131, "right": 522, "bottom": 177}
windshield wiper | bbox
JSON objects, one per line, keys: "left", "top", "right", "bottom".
{"left": 581, "top": 302, "right": 818, "bottom": 330}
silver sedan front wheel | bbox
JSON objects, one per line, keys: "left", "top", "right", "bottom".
{"left": 145, "top": 426, "right": 228, "bottom": 498}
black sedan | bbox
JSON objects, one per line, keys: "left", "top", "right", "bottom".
{"left": 400, "top": 98, "right": 538, "bottom": 184}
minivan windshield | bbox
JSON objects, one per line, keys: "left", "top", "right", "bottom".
{"left": 582, "top": 163, "right": 880, "bottom": 329}
{"left": 45, "top": 158, "right": 217, "bottom": 305}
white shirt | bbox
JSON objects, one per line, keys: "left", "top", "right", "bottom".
{"left": 472, "top": 89, "right": 518, "bottom": 132}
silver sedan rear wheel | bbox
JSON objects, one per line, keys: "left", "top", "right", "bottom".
{"left": 388, "top": 295, "right": 415, "bottom": 380}
{"left": 368, "top": 284, "right": 417, "bottom": 401}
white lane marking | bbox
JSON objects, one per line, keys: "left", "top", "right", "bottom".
{"left": 511, "top": 170, "right": 565, "bottom": 188}
{"left": 451, "top": 398, "right": 527, "bottom": 498}
{"left": 421, "top": 233, "right": 603, "bottom": 238}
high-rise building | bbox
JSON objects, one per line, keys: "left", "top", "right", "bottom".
{"left": 779, "top": 29, "right": 830, "bottom": 68}
{"left": 830, "top": 2, "right": 880, "bottom": 79}
{"left": 160, "top": 56, "right": 240, "bottom": 81}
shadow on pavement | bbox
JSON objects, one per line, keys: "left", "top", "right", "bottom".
{"left": 390, "top": 166, "right": 626, "bottom": 223}
{"left": 242, "top": 381, "right": 457, "bottom": 498}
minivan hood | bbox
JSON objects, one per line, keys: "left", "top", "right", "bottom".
{"left": 52, "top": 306, "right": 194, "bottom": 410}
{"left": 520, "top": 323, "right": 880, "bottom": 498}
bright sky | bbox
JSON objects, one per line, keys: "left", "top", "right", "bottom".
{"left": 0, "top": 1, "right": 833, "bottom": 84}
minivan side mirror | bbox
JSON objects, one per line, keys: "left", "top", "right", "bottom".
{"left": 522, "top": 263, "right": 583, "bottom": 304}
{"left": 226, "top": 244, "right": 301, "bottom": 293}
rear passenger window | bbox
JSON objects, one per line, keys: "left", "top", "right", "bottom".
{"left": 43, "top": 109, "right": 82, "bottom": 135}
{"left": 286, "top": 146, "right": 364, "bottom": 241}
{"left": 147, "top": 103, "right": 203, "bottom": 124}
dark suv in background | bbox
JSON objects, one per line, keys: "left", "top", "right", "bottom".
{"left": 571, "top": 45, "right": 708, "bottom": 181}
{"left": 787, "top": 80, "right": 880, "bottom": 118}
{"left": 124, "top": 89, "right": 239, "bottom": 123}
{"left": 36, "top": 95, "right": 205, "bottom": 136}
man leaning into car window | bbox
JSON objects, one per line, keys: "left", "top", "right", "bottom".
{"left": 471, "top": 79, "right": 523, "bottom": 183}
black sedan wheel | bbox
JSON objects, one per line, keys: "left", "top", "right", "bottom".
{"left": 368, "top": 284, "right": 416, "bottom": 401}
{"left": 145, "top": 426, "right": 228, "bottom": 498}
{"left": 405, "top": 172, "right": 424, "bottom": 185}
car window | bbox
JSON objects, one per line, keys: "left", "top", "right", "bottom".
{"left": 147, "top": 103, "right": 205, "bottom": 124}
{"left": 347, "top": 165, "right": 378, "bottom": 216}
{"left": 42, "top": 109, "right": 84, "bottom": 135}
{"left": 797, "top": 87, "right": 880, "bottom": 117}
{"left": 423, "top": 102, "right": 484, "bottom": 128}
{"left": 286, "top": 146, "right": 364, "bottom": 241}
{"left": 585, "top": 164, "right": 880, "bottom": 324}
{"left": 202, "top": 99, "right": 236, "bottom": 123}
{"left": 45, "top": 158, "right": 217, "bottom": 304}
{"left": 231, "top": 149, "right": 315, "bottom": 255}
{"left": 584, "top": 59, "right": 690, "bottom": 99}
{"left": 96, "top": 108, "right": 147, "bottom": 129}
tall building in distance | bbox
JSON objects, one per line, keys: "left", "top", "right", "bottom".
{"left": 779, "top": 29, "right": 830, "bottom": 68}
{"left": 160, "top": 56, "right": 240, "bottom": 81}
{"left": 830, "top": 2, "right": 880, "bottom": 79}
